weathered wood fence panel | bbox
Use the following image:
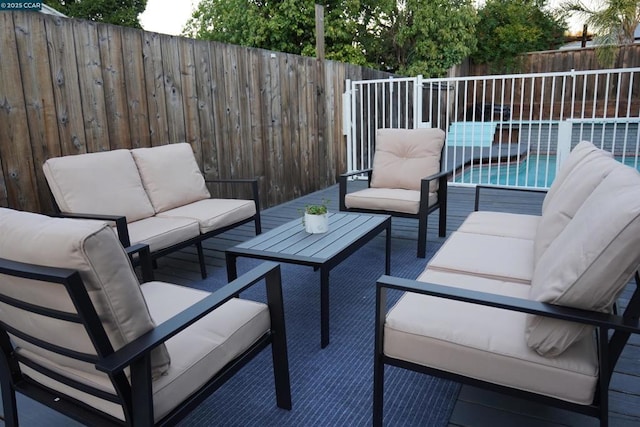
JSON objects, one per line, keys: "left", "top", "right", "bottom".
{"left": 0, "top": 11, "right": 389, "bottom": 213}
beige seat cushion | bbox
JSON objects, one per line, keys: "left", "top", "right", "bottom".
{"left": 370, "top": 128, "right": 445, "bottom": 193}
{"left": 42, "top": 150, "right": 155, "bottom": 222}
{"left": 534, "top": 147, "right": 619, "bottom": 261}
{"left": 385, "top": 269, "right": 598, "bottom": 405}
{"left": 457, "top": 211, "right": 539, "bottom": 240}
{"left": 0, "top": 209, "right": 170, "bottom": 387}
{"left": 541, "top": 141, "right": 612, "bottom": 214}
{"left": 131, "top": 143, "right": 211, "bottom": 213}
{"left": 141, "top": 282, "right": 270, "bottom": 422}
{"left": 157, "top": 198, "right": 257, "bottom": 234}
{"left": 123, "top": 216, "right": 201, "bottom": 252}
{"left": 344, "top": 187, "right": 437, "bottom": 215}
{"left": 427, "top": 231, "right": 534, "bottom": 284}
{"left": 527, "top": 165, "right": 640, "bottom": 356}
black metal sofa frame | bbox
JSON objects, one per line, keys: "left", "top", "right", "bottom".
{"left": 373, "top": 271, "right": 640, "bottom": 427}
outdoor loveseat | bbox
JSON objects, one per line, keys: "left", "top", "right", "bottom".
{"left": 374, "top": 141, "right": 640, "bottom": 426}
{"left": 42, "top": 143, "right": 261, "bottom": 278}
{"left": 0, "top": 208, "right": 290, "bottom": 425}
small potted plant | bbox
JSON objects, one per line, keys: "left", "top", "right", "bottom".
{"left": 303, "top": 199, "right": 330, "bottom": 233}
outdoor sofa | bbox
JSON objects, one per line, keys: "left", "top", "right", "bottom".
{"left": 42, "top": 143, "right": 261, "bottom": 278}
{"left": 374, "top": 141, "right": 640, "bottom": 426}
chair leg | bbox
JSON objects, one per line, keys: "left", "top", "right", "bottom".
{"left": 0, "top": 380, "right": 18, "bottom": 427}
{"left": 373, "top": 356, "right": 385, "bottom": 427}
{"left": 417, "top": 213, "right": 427, "bottom": 258}
{"left": 196, "top": 242, "right": 207, "bottom": 279}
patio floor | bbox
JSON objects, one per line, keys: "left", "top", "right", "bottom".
{"left": 150, "top": 182, "right": 640, "bottom": 427}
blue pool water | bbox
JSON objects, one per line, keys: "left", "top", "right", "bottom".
{"left": 458, "top": 155, "right": 640, "bottom": 187}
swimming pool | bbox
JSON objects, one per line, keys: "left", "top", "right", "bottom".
{"left": 457, "top": 155, "right": 640, "bottom": 187}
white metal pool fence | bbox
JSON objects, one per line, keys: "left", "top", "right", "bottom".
{"left": 343, "top": 68, "right": 640, "bottom": 189}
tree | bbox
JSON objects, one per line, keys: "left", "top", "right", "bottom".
{"left": 185, "top": 0, "right": 477, "bottom": 77}
{"left": 562, "top": 0, "right": 640, "bottom": 66}
{"left": 183, "top": 0, "right": 370, "bottom": 65}
{"left": 43, "top": 0, "right": 147, "bottom": 29}
{"left": 365, "top": 0, "right": 478, "bottom": 77}
{"left": 472, "top": 0, "right": 567, "bottom": 71}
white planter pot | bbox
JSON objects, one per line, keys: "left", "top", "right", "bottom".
{"left": 304, "top": 212, "right": 329, "bottom": 234}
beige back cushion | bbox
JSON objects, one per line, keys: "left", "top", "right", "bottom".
{"left": 131, "top": 143, "right": 211, "bottom": 213}
{"left": 43, "top": 150, "right": 155, "bottom": 222}
{"left": 534, "top": 147, "right": 619, "bottom": 261}
{"left": 526, "top": 166, "right": 640, "bottom": 357}
{"left": 370, "top": 128, "right": 445, "bottom": 192}
{"left": 541, "top": 141, "right": 611, "bottom": 213}
{"left": 0, "top": 208, "right": 170, "bottom": 380}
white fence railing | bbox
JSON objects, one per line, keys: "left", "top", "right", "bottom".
{"left": 343, "top": 68, "right": 640, "bottom": 188}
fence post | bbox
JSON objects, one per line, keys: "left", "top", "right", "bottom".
{"left": 343, "top": 80, "right": 353, "bottom": 172}
{"left": 557, "top": 120, "right": 573, "bottom": 173}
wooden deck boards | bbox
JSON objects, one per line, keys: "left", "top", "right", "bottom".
{"left": 152, "top": 183, "right": 640, "bottom": 427}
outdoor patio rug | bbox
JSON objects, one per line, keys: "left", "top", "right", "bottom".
{"left": 180, "top": 235, "right": 461, "bottom": 426}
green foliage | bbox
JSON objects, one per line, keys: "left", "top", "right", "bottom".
{"left": 563, "top": 0, "right": 640, "bottom": 67}
{"left": 304, "top": 199, "right": 330, "bottom": 215}
{"left": 472, "top": 0, "right": 567, "bottom": 71}
{"left": 183, "top": 0, "right": 369, "bottom": 65}
{"left": 184, "top": 0, "right": 478, "bottom": 77}
{"left": 367, "top": 0, "right": 478, "bottom": 77}
{"left": 43, "top": 0, "right": 147, "bottom": 28}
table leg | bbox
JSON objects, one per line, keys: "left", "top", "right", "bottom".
{"left": 320, "top": 266, "right": 330, "bottom": 348}
{"left": 226, "top": 253, "right": 238, "bottom": 282}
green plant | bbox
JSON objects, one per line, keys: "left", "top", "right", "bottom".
{"left": 304, "top": 199, "right": 330, "bottom": 215}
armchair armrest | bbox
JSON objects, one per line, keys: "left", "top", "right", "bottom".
{"left": 52, "top": 212, "right": 131, "bottom": 247}
{"left": 474, "top": 184, "right": 548, "bottom": 211}
{"left": 95, "top": 261, "right": 284, "bottom": 375}
{"left": 339, "top": 169, "right": 373, "bottom": 211}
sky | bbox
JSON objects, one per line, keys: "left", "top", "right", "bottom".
{"left": 139, "top": 0, "right": 198, "bottom": 36}
{"left": 138, "top": 0, "right": 590, "bottom": 37}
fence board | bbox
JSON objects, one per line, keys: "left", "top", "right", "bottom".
{"left": 194, "top": 39, "right": 218, "bottom": 178}
{"left": 99, "top": 24, "right": 131, "bottom": 150}
{"left": 268, "top": 51, "right": 284, "bottom": 205}
{"left": 73, "top": 19, "right": 109, "bottom": 152}
{"left": 160, "top": 35, "right": 186, "bottom": 144}
{"left": 0, "top": 13, "right": 39, "bottom": 211}
{"left": 237, "top": 46, "right": 254, "bottom": 188}
{"left": 121, "top": 26, "right": 150, "bottom": 148}
{"left": 142, "top": 31, "right": 169, "bottom": 145}
{"left": 248, "top": 48, "right": 265, "bottom": 189}
{"left": 279, "top": 54, "right": 294, "bottom": 199}
{"left": 45, "top": 14, "right": 86, "bottom": 155}
{"left": 178, "top": 37, "right": 201, "bottom": 161}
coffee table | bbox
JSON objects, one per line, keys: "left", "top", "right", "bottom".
{"left": 225, "top": 212, "right": 391, "bottom": 348}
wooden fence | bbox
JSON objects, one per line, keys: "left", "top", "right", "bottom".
{"left": 0, "top": 11, "right": 391, "bottom": 213}
{"left": 468, "top": 44, "right": 640, "bottom": 76}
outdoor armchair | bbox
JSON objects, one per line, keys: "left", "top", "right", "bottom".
{"left": 0, "top": 207, "right": 291, "bottom": 426}
{"left": 42, "top": 143, "right": 262, "bottom": 279}
{"left": 339, "top": 128, "right": 451, "bottom": 258}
